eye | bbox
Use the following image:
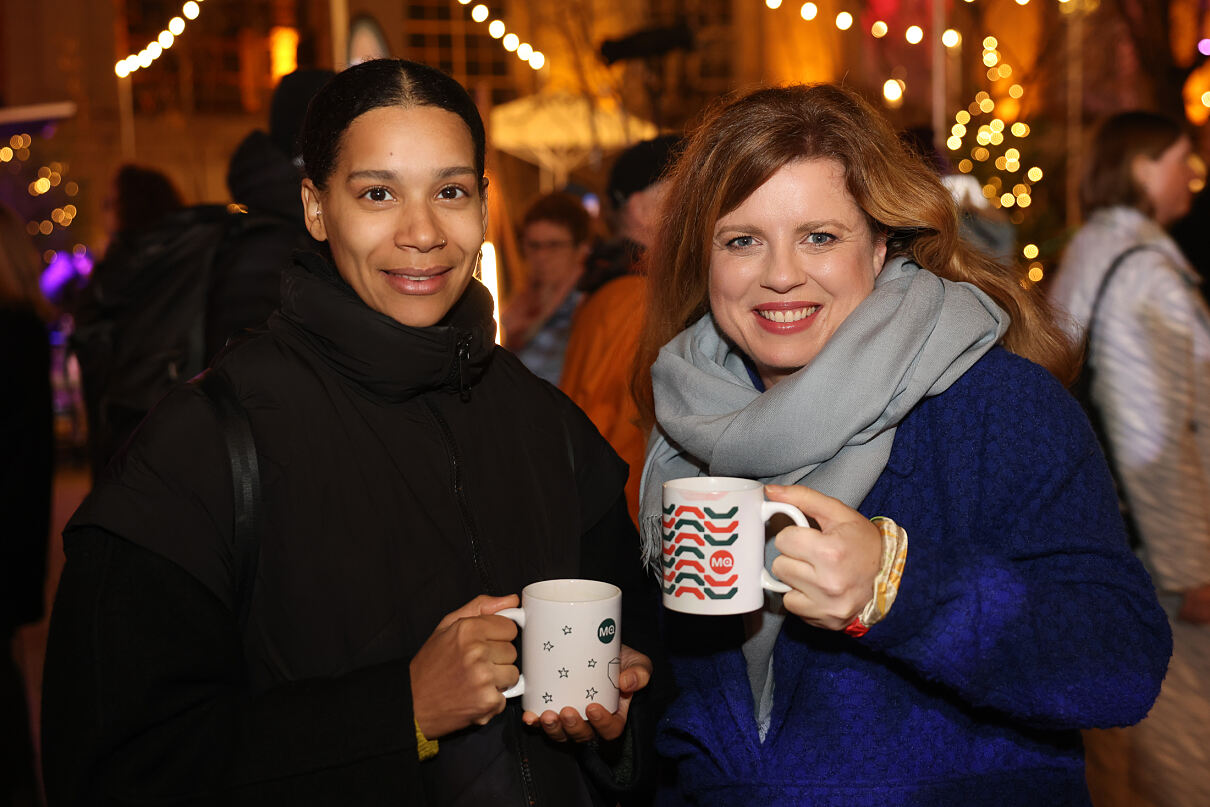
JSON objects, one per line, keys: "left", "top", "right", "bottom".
{"left": 438, "top": 185, "right": 469, "bottom": 201}
{"left": 361, "top": 186, "right": 394, "bottom": 203}
{"left": 725, "top": 235, "right": 757, "bottom": 249}
{"left": 806, "top": 232, "right": 836, "bottom": 246}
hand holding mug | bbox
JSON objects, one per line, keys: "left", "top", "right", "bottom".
{"left": 409, "top": 594, "right": 521, "bottom": 739}
{"left": 766, "top": 484, "right": 883, "bottom": 631}
{"left": 522, "top": 644, "right": 653, "bottom": 743}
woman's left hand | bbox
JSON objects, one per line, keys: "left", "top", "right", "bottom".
{"left": 765, "top": 484, "right": 883, "bottom": 631}
{"left": 522, "top": 644, "right": 652, "bottom": 743}
{"left": 1178, "top": 583, "right": 1210, "bottom": 624}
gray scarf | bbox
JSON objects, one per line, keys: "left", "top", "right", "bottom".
{"left": 638, "top": 256, "right": 1009, "bottom": 735}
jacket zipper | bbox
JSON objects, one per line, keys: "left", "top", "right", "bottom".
{"left": 427, "top": 335, "right": 540, "bottom": 806}
{"left": 509, "top": 701, "right": 540, "bottom": 806}
{"left": 423, "top": 399, "right": 493, "bottom": 593}
{"left": 455, "top": 331, "right": 472, "bottom": 402}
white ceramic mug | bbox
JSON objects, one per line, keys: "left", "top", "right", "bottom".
{"left": 662, "top": 476, "right": 808, "bottom": 615}
{"left": 498, "top": 579, "right": 622, "bottom": 716}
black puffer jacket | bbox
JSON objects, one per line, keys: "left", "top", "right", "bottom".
{"left": 42, "top": 252, "right": 659, "bottom": 806}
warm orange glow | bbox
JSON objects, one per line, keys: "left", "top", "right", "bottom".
{"left": 269, "top": 27, "right": 299, "bottom": 84}
{"left": 1184, "top": 61, "right": 1210, "bottom": 125}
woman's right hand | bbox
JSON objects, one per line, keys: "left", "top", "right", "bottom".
{"left": 409, "top": 594, "right": 520, "bottom": 739}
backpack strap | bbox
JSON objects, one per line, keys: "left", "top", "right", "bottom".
{"left": 196, "top": 369, "right": 261, "bottom": 632}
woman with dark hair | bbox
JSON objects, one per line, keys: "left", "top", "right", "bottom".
{"left": 42, "top": 59, "right": 657, "bottom": 806}
{"left": 77, "top": 164, "right": 187, "bottom": 477}
{"left": 1048, "top": 111, "right": 1210, "bottom": 807}
{"left": 635, "top": 84, "right": 1170, "bottom": 804}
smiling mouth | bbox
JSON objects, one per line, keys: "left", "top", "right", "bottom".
{"left": 757, "top": 305, "right": 818, "bottom": 323}
{"left": 383, "top": 268, "right": 449, "bottom": 282}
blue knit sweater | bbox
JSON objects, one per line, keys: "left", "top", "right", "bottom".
{"left": 655, "top": 348, "right": 1172, "bottom": 806}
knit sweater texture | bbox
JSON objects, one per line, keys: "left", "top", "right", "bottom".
{"left": 655, "top": 347, "right": 1171, "bottom": 806}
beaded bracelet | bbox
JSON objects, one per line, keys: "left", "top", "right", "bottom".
{"left": 415, "top": 718, "right": 439, "bottom": 761}
{"left": 844, "top": 516, "right": 908, "bottom": 637}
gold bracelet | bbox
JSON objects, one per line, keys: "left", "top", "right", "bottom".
{"left": 855, "top": 516, "right": 908, "bottom": 631}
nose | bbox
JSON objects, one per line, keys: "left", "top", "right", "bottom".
{"left": 761, "top": 243, "right": 807, "bottom": 294}
{"left": 394, "top": 201, "right": 446, "bottom": 252}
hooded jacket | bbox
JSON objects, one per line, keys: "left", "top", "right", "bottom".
{"left": 212, "top": 129, "right": 320, "bottom": 361}
{"left": 42, "top": 252, "right": 657, "bottom": 806}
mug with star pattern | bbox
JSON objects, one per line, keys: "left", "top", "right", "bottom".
{"left": 499, "top": 579, "right": 622, "bottom": 716}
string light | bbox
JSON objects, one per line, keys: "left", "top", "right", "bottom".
{"left": 753, "top": 2, "right": 1054, "bottom": 236}
{"left": 455, "top": 1, "right": 546, "bottom": 70}
{"left": 946, "top": 38, "right": 1042, "bottom": 223}
{"left": 115, "top": 2, "right": 203, "bottom": 77}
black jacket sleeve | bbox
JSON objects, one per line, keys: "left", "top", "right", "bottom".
{"left": 41, "top": 527, "right": 425, "bottom": 807}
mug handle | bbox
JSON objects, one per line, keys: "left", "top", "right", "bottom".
{"left": 497, "top": 607, "right": 526, "bottom": 698}
{"left": 759, "top": 501, "right": 809, "bottom": 594}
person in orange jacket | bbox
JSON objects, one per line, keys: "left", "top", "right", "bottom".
{"left": 560, "top": 135, "right": 681, "bottom": 522}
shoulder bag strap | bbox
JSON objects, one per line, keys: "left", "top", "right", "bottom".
{"left": 1084, "top": 244, "right": 1156, "bottom": 351}
{"left": 196, "top": 369, "right": 262, "bottom": 633}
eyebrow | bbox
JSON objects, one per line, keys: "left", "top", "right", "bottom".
{"left": 714, "top": 219, "right": 851, "bottom": 235}
{"left": 345, "top": 166, "right": 478, "bottom": 183}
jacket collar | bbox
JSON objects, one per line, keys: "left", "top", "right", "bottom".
{"left": 271, "top": 250, "right": 497, "bottom": 403}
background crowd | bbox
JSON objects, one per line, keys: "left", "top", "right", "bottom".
{"left": 1, "top": 30, "right": 1208, "bottom": 807}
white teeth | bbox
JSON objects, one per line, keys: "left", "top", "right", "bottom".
{"left": 758, "top": 306, "right": 817, "bottom": 323}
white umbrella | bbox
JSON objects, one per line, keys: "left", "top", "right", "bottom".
{"left": 489, "top": 91, "right": 658, "bottom": 191}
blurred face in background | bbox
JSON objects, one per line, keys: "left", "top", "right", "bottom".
{"left": 1134, "top": 135, "right": 1200, "bottom": 227}
{"left": 521, "top": 219, "right": 588, "bottom": 289}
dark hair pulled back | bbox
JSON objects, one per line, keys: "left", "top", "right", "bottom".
{"left": 298, "top": 59, "right": 486, "bottom": 190}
